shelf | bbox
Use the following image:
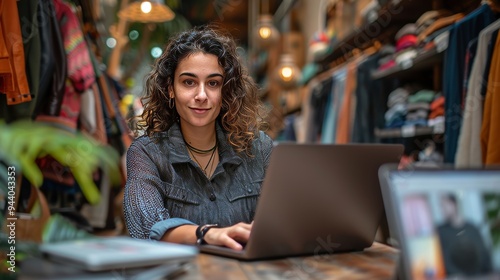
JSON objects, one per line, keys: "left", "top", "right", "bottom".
{"left": 375, "top": 125, "right": 444, "bottom": 139}
{"left": 371, "top": 47, "right": 445, "bottom": 80}
{"left": 318, "top": 0, "right": 434, "bottom": 69}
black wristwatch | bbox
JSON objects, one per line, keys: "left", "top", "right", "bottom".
{"left": 196, "top": 224, "right": 219, "bottom": 245}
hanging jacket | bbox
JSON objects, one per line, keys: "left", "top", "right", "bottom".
{"left": 34, "top": 0, "right": 55, "bottom": 117}
{"left": 0, "top": 0, "right": 31, "bottom": 105}
{"left": 37, "top": 0, "right": 67, "bottom": 116}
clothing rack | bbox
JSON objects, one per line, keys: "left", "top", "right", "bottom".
{"left": 309, "top": 39, "right": 382, "bottom": 87}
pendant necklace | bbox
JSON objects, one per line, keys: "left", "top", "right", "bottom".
{"left": 186, "top": 138, "right": 218, "bottom": 177}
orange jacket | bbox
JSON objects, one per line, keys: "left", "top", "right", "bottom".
{"left": 0, "top": 0, "right": 31, "bottom": 105}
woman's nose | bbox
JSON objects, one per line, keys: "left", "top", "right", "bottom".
{"left": 195, "top": 85, "right": 208, "bottom": 101}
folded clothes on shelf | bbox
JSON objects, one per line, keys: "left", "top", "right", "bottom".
{"left": 386, "top": 117, "right": 406, "bottom": 128}
{"left": 385, "top": 103, "right": 407, "bottom": 122}
{"left": 408, "top": 89, "right": 436, "bottom": 103}
{"left": 404, "top": 119, "right": 428, "bottom": 127}
{"left": 428, "top": 115, "right": 445, "bottom": 127}
{"left": 387, "top": 87, "right": 409, "bottom": 107}
{"left": 430, "top": 95, "right": 445, "bottom": 110}
{"left": 429, "top": 107, "right": 445, "bottom": 119}
{"left": 395, "top": 49, "right": 418, "bottom": 67}
{"left": 407, "top": 102, "right": 431, "bottom": 111}
{"left": 406, "top": 109, "right": 429, "bottom": 121}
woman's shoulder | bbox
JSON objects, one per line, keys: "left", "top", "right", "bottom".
{"left": 253, "top": 131, "right": 273, "bottom": 151}
{"left": 130, "top": 132, "right": 169, "bottom": 150}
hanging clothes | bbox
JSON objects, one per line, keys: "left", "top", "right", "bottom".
{"left": 336, "top": 61, "right": 357, "bottom": 144}
{"left": 304, "top": 78, "right": 333, "bottom": 142}
{"left": 36, "top": 0, "right": 67, "bottom": 118}
{"left": 0, "top": 0, "right": 31, "bottom": 106}
{"left": 322, "top": 67, "right": 346, "bottom": 144}
{"left": 36, "top": 0, "right": 96, "bottom": 132}
{"left": 442, "top": 3, "right": 496, "bottom": 163}
{"left": 481, "top": 34, "right": 500, "bottom": 165}
{"left": 455, "top": 19, "right": 500, "bottom": 167}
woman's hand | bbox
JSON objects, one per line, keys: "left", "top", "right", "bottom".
{"left": 203, "top": 222, "right": 252, "bottom": 250}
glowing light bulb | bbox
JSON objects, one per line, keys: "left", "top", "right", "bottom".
{"left": 151, "top": 47, "right": 162, "bottom": 58}
{"left": 106, "top": 37, "right": 117, "bottom": 48}
{"left": 259, "top": 27, "right": 271, "bottom": 39}
{"left": 141, "top": 1, "right": 152, "bottom": 13}
{"left": 280, "top": 66, "right": 293, "bottom": 81}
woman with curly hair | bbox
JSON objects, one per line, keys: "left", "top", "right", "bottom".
{"left": 123, "top": 26, "right": 273, "bottom": 250}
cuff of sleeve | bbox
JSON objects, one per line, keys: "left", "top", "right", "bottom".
{"left": 149, "top": 218, "right": 196, "bottom": 241}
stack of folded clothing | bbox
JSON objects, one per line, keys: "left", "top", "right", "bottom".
{"left": 405, "top": 89, "right": 436, "bottom": 127}
{"left": 394, "top": 24, "right": 418, "bottom": 67}
{"left": 428, "top": 94, "right": 445, "bottom": 128}
{"left": 377, "top": 44, "right": 396, "bottom": 71}
{"left": 385, "top": 87, "right": 409, "bottom": 128}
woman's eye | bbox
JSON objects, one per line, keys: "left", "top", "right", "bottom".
{"left": 208, "top": 80, "right": 220, "bottom": 87}
{"left": 183, "top": 80, "right": 195, "bottom": 86}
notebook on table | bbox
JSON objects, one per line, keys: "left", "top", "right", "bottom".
{"left": 200, "top": 143, "right": 404, "bottom": 260}
{"left": 379, "top": 164, "right": 500, "bottom": 280}
{"left": 39, "top": 236, "right": 198, "bottom": 271}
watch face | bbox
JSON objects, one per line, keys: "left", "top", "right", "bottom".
{"left": 196, "top": 224, "right": 219, "bottom": 245}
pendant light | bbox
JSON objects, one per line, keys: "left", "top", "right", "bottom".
{"left": 274, "top": 8, "right": 301, "bottom": 90}
{"left": 118, "top": 0, "right": 175, "bottom": 23}
{"left": 108, "top": 0, "right": 175, "bottom": 78}
{"left": 254, "top": 0, "right": 279, "bottom": 48}
{"left": 275, "top": 53, "right": 301, "bottom": 89}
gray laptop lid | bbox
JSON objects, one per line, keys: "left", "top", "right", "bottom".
{"left": 40, "top": 236, "right": 198, "bottom": 271}
{"left": 201, "top": 143, "right": 403, "bottom": 260}
{"left": 379, "top": 165, "right": 500, "bottom": 280}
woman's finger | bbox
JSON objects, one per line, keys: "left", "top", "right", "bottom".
{"left": 228, "top": 226, "right": 251, "bottom": 242}
{"left": 237, "top": 222, "right": 253, "bottom": 230}
{"left": 220, "top": 235, "right": 244, "bottom": 251}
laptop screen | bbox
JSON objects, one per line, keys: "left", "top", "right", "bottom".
{"left": 388, "top": 170, "right": 500, "bottom": 280}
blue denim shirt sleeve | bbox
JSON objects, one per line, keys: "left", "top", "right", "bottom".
{"left": 149, "top": 218, "right": 196, "bottom": 241}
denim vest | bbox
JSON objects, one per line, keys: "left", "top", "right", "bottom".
{"left": 124, "top": 122, "right": 273, "bottom": 240}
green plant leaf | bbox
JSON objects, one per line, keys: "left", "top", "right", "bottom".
{"left": 0, "top": 121, "right": 122, "bottom": 204}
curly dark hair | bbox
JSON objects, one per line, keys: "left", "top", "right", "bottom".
{"left": 135, "top": 25, "right": 266, "bottom": 156}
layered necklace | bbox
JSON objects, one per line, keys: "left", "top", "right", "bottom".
{"left": 185, "top": 138, "right": 218, "bottom": 178}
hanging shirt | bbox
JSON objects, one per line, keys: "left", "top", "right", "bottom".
{"left": 455, "top": 19, "right": 500, "bottom": 167}
{"left": 336, "top": 61, "right": 358, "bottom": 144}
{"left": 481, "top": 34, "right": 500, "bottom": 165}
{"left": 442, "top": 4, "right": 496, "bottom": 163}
{"left": 322, "top": 67, "right": 346, "bottom": 144}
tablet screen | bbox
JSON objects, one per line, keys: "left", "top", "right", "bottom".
{"left": 389, "top": 170, "right": 500, "bottom": 280}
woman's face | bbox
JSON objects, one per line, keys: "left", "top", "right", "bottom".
{"left": 172, "top": 52, "right": 224, "bottom": 130}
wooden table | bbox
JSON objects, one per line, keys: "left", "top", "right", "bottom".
{"left": 179, "top": 242, "right": 398, "bottom": 280}
{"left": 17, "top": 242, "right": 398, "bottom": 279}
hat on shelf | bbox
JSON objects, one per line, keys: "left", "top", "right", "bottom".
{"left": 395, "top": 24, "right": 418, "bottom": 52}
{"left": 395, "top": 24, "right": 418, "bottom": 41}
{"left": 308, "top": 29, "right": 336, "bottom": 62}
{"left": 416, "top": 10, "right": 453, "bottom": 34}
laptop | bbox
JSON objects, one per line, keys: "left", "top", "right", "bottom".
{"left": 378, "top": 164, "right": 500, "bottom": 280}
{"left": 200, "top": 143, "right": 404, "bottom": 260}
{"left": 39, "top": 236, "right": 198, "bottom": 271}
